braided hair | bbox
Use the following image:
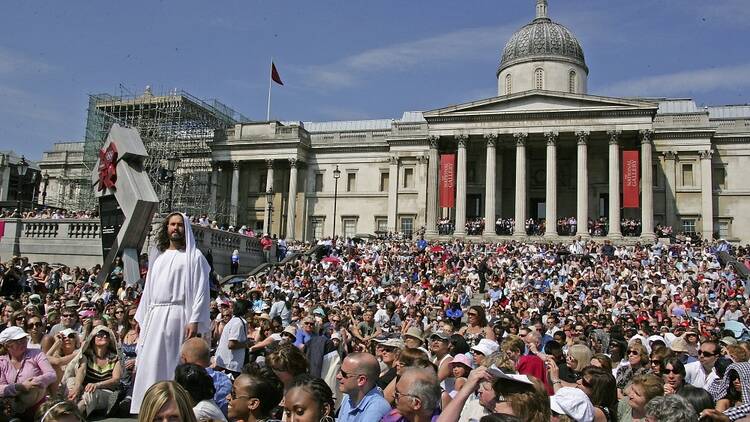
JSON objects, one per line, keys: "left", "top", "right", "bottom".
{"left": 288, "top": 375, "right": 334, "bottom": 417}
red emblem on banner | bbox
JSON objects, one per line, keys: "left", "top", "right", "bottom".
{"left": 439, "top": 154, "right": 456, "bottom": 208}
{"left": 622, "top": 150, "right": 640, "bottom": 208}
{"left": 98, "top": 143, "right": 118, "bottom": 191}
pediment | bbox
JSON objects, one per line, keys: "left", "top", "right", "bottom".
{"left": 424, "top": 90, "right": 658, "bottom": 118}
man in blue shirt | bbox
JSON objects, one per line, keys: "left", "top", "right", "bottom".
{"left": 336, "top": 352, "right": 392, "bottom": 422}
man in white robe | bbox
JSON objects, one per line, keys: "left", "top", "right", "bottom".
{"left": 130, "top": 212, "right": 211, "bottom": 413}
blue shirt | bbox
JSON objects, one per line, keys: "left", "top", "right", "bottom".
{"left": 337, "top": 387, "right": 392, "bottom": 422}
{"left": 205, "top": 367, "right": 232, "bottom": 417}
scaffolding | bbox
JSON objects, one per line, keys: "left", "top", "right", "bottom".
{"left": 81, "top": 88, "right": 249, "bottom": 217}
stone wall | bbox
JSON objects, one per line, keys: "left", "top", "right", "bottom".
{"left": 0, "top": 218, "right": 265, "bottom": 276}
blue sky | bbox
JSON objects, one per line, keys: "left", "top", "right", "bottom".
{"left": 1, "top": 0, "right": 748, "bottom": 160}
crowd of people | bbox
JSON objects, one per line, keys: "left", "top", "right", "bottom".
{"left": 2, "top": 215, "right": 750, "bottom": 421}
{"left": 0, "top": 209, "right": 99, "bottom": 220}
{"left": 436, "top": 217, "right": 648, "bottom": 238}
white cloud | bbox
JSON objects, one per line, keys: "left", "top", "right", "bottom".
{"left": 303, "top": 23, "right": 517, "bottom": 90}
{"left": 601, "top": 63, "right": 750, "bottom": 97}
{"left": 0, "top": 47, "right": 54, "bottom": 75}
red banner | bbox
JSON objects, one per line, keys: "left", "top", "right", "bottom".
{"left": 439, "top": 154, "right": 456, "bottom": 208}
{"left": 622, "top": 150, "right": 640, "bottom": 208}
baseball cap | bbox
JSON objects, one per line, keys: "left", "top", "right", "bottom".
{"left": 429, "top": 331, "right": 450, "bottom": 341}
{"left": 550, "top": 387, "right": 595, "bottom": 422}
{"left": 0, "top": 326, "right": 29, "bottom": 344}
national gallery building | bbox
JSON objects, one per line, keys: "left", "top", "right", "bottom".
{"left": 41, "top": 1, "right": 750, "bottom": 243}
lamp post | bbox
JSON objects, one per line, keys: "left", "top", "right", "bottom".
{"left": 41, "top": 171, "right": 49, "bottom": 206}
{"left": 16, "top": 156, "right": 28, "bottom": 214}
{"left": 265, "top": 187, "right": 274, "bottom": 235}
{"left": 332, "top": 165, "right": 341, "bottom": 238}
{"left": 161, "top": 155, "right": 180, "bottom": 211}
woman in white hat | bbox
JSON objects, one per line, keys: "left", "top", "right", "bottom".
{"left": 0, "top": 326, "right": 56, "bottom": 417}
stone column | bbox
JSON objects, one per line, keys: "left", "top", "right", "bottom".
{"left": 387, "top": 156, "right": 399, "bottom": 232}
{"left": 286, "top": 158, "right": 298, "bottom": 240}
{"left": 607, "top": 130, "right": 622, "bottom": 238}
{"left": 454, "top": 134, "right": 468, "bottom": 236}
{"left": 700, "top": 149, "right": 714, "bottom": 240}
{"left": 640, "top": 130, "right": 655, "bottom": 239}
{"left": 663, "top": 151, "right": 678, "bottom": 230}
{"left": 230, "top": 161, "right": 240, "bottom": 227}
{"left": 417, "top": 154, "right": 428, "bottom": 228}
{"left": 513, "top": 132, "right": 528, "bottom": 237}
{"left": 425, "top": 135, "right": 440, "bottom": 236}
{"left": 210, "top": 163, "right": 219, "bottom": 217}
{"left": 484, "top": 133, "right": 497, "bottom": 237}
{"left": 263, "top": 159, "right": 274, "bottom": 235}
{"left": 544, "top": 131, "right": 559, "bottom": 237}
{"left": 575, "top": 131, "right": 589, "bottom": 238}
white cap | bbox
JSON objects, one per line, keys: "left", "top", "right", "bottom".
{"left": 0, "top": 326, "right": 29, "bottom": 344}
{"left": 550, "top": 387, "right": 595, "bottom": 422}
{"left": 471, "top": 338, "right": 499, "bottom": 356}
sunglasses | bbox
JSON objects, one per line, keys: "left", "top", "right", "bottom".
{"left": 61, "top": 314, "right": 75, "bottom": 318}
{"left": 339, "top": 368, "right": 363, "bottom": 379}
{"left": 661, "top": 368, "right": 681, "bottom": 375}
{"left": 627, "top": 350, "right": 640, "bottom": 355}
{"left": 95, "top": 332, "right": 110, "bottom": 339}
{"left": 650, "top": 359, "right": 662, "bottom": 365}
{"left": 27, "top": 322, "right": 43, "bottom": 328}
{"left": 230, "top": 390, "right": 251, "bottom": 400}
{"left": 699, "top": 351, "right": 718, "bottom": 357}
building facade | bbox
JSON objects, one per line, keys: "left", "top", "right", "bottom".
{"left": 39, "top": 0, "right": 750, "bottom": 242}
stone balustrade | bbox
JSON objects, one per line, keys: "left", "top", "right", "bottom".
{"left": 0, "top": 218, "right": 265, "bottom": 276}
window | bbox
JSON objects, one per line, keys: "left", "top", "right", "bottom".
{"left": 310, "top": 217, "right": 325, "bottom": 240}
{"left": 403, "top": 168, "right": 414, "bottom": 189}
{"left": 258, "top": 174, "right": 267, "bottom": 193}
{"left": 400, "top": 216, "right": 414, "bottom": 236}
{"left": 379, "top": 172, "right": 389, "bottom": 192}
{"left": 718, "top": 221, "right": 730, "bottom": 238}
{"left": 682, "top": 164, "right": 694, "bottom": 186}
{"left": 713, "top": 166, "right": 726, "bottom": 190}
{"left": 505, "top": 74, "right": 512, "bottom": 95}
{"left": 569, "top": 71, "right": 576, "bottom": 93}
{"left": 342, "top": 218, "right": 357, "bottom": 239}
{"left": 682, "top": 219, "right": 696, "bottom": 235}
{"left": 375, "top": 217, "right": 388, "bottom": 233}
{"left": 346, "top": 172, "right": 356, "bottom": 192}
{"left": 467, "top": 163, "right": 476, "bottom": 184}
{"left": 314, "top": 173, "right": 324, "bottom": 192}
{"left": 535, "top": 68, "right": 544, "bottom": 90}
{"left": 653, "top": 164, "right": 660, "bottom": 188}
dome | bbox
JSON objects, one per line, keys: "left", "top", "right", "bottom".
{"left": 497, "top": 4, "right": 587, "bottom": 75}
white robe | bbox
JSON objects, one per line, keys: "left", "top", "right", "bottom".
{"left": 130, "top": 248, "right": 211, "bottom": 413}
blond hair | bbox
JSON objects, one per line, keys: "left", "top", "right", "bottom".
{"left": 138, "top": 381, "right": 197, "bottom": 422}
{"left": 568, "top": 344, "right": 593, "bottom": 372}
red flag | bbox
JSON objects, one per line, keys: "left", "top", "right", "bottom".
{"left": 271, "top": 62, "right": 284, "bottom": 86}
{"left": 439, "top": 154, "right": 456, "bottom": 208}
{"left": 622, "top": 150, "right": 640, "bottom": 208}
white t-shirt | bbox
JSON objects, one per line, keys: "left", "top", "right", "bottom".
{"left": 215, "top": 316, "right": 246, "bottom": 373}
{"left": 194, "top": 400, "right": 227, "bottom": 422}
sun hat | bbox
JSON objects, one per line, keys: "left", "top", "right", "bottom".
{"left": 550, "top": 387, "right": 595, "bottom": 422}
{"left": 0, "top": 326, "right": 29, "bottom": 344}
{"left": 282, "top": 326, "right": 298, "bottom": 338}
{"left": 450, "top": 354, "right": 473, "bottom": 368}
{"left": 380, "top": 338, "right": 405, "bottom": 349}
{"left": 403, "top": 327, "right": 424, "bottom": 344}
{"left": 670, "top": 336, "right": 689, "bottom": 353}
{"left": 471, "top": 338, "right": 499, "bottom": 356}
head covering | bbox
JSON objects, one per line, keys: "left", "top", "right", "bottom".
{"left": 670, "top": 336, "right": 689, "bottom": 353}
{"left": 450, "top": 354, "right": 473, "bottom": 368}
{"left": 379, "top": 338, "right": 405, "bottom": 349}
{"left": 403, "top": 327, "right": 424, "bottom": 344}
{"left": 708, "top": 362, "right": 750, "bottom": 420}
{"left": 471, "top": 338, "right": 499, "bottom": 356}
{"left": 282, "top": 326, "right": 297, "bottom": 338}
{"left": 550, "top": 387, "right": 595, "bottom": 422}
{"left": 0, "top": 326, "right": 29, "bottom": 344}
{"left": 28, "top": 294, "right": 41, "bottom": 303}
{"left": 721, "top": 336, "right": 739, "bottom": 346}
{"left": 430, "top": 331, "right": 450, "bottom": 341}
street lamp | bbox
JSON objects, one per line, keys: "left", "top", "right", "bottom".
{"left": 332, "top": 165, "right": 341, "bottom": 238}
{"left": 41, "top": 171, "right": 49, "bottom": 206}
{"left": 265, "top": 187, "right": 274, "bottom": 235}
{"left": 160, "top": 155, "right": 180, "bottom": 211}
{"left": 16, "top": 156, "right": 28, "bottom": 214}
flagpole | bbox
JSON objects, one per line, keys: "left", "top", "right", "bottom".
{"left": 266, "top": 58, "right": 273, "bottom": 121}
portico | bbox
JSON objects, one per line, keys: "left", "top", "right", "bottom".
{"left": 422, "top": 90, "right": 659, "bottom": 242}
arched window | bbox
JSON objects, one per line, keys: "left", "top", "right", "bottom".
{"left": 505, "top": 74, "right": 512, "bottom": 95}
{"left": 534, "top": 68, "right": 544, "bottom": 90}
{"left": 569, "top": 70, "right": 576, "bottom": 93}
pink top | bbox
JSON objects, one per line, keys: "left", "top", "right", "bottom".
{"left": 0, "top": 348, "right": 56, "bottom": 397}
